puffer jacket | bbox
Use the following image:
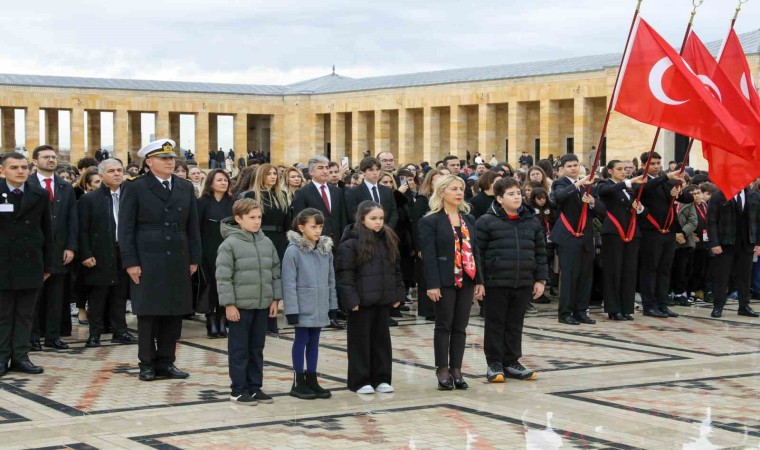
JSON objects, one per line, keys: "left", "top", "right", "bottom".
{"left": 281, "top": 231, "right": 338, "bottom": 328}
{"left": 335, "top": 224, "right": 406, "bottom": 311}
{"left": 216, "top": 218, "right": 283, "bottom": 309}
{"left": 475, "top": 203, "right": 548, "bottom": 288}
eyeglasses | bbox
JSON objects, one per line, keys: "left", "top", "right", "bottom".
{"left": 380, "top": 158, "right": 394, "bottom": 163}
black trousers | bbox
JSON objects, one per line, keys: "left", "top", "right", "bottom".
{"left": 31, "top": 274, "right": 66, "bottom": 340}
{"left": 556, "top": 243, "right": 593, "bottom": 318}
{"left": 0, "top": 289, "right": 38, "bottom": 363}
{"left": 638, "top": 231, "right": 676, "bottom": 310}
{"left": 483, "top": 286, "right": 532, "bottom": 365}
{"left": 671, "top": 247, "right": 694, "bottom": 294}
{"left": 434, "top": 280, "right": 474, "bottom": 369}
{"left": 227, "top": 308, "right": 267, "bottom": 395}
{"left": 137, "top": 315, "right": 183, "bottom": 370}
{"left": 416, "top": 257, "right": 435, "bottom": 318}
{"left": 688, "top": 248, "right": 709, "bottom": 293}
{"left": 347, "top": 305, "right": 392, "bottom": 391}
{"left": 601, "top": 235, "right": 639, "bottom": 315}
{"left": 712, "top": 245, "right": 754, "bottom": 308}
{"left": 87, "top": 271, "right": 129, "bottom": 337}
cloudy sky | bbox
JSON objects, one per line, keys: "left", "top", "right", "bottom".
{"left": 3, "top": 0, "right": 759, "bottom": 149}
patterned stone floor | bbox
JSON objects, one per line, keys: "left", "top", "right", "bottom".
{"left": 0, "top": 296, "right": 757, "bottom": 449}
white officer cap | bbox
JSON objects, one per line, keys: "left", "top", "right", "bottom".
{"left": 137, "top": 139, "right": 177, "bottom": 159}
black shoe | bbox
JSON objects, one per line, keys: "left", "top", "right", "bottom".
{"left": 326, "top": 319, "right": 346, "bottom": 330}
{"left": 29, "top": 340, "right": 42, "bottom": 352}
{"left": 251, "top": 390, "right": 274, "bottom": 404}
{"left": 139, "top": 365, "right": 155, "bottom": 381}
{"left": 304, "top": 372, "right": 332, "bottom": 399}
{"left": 399, "top": 305, "right": 411, "bottom": 312}
{"left": 558, "top": 316, "right": 580, "bottom": 325}
{"left": 549, "top": 287, "right": 559, "bottom": 297}
{"left": 607, "top": 312, "right": 626, "bottom": 321}
{"left": 574, "top": 313, "right": 596, "bottom": 324}
{"left": 157, "top": 364, "right": 189, "bottom": 379}
{"left": 85, "top": 335, "right": 101, "bottom": 348}
{"left": 623, "top": 314, "right": 635, "bottom": 321}
{"left": 336, "top": 310, "right": 348, "bottom": 320}
{"left": 10, "top": 360, "right": 44, "bottom": 374}
{"left": 44, "top": 338, "right": 69, "bottom": 350}
{"left": 703, "top": 291, "right": 714, "bottom": 303}
{"left": 217, "top": 315, "right": 228, "bottom": 338}
{"left": 290, "top": 372, "right": 318, "bottom": 399}
{"left": 0, "top": 360, "right": 7, "bottom": 377}
{"left": 711, "top": 307, "right": 723, "bottom": 318}
{"left": 660, "top": 306, "right": 679, "bottom": 317}
{"left": 453, "top": 377, "right": 468, "bottom": 389}
{"left": 111, "top": 332, "right": 137, "bottom": 344}
{"left": 436, "top": 368, "right": 454, "bottom": 390}
{"left": 206, "top": 315, "right": 219, "bottom": 338}
{"left": 643, "top": 308, "right": 668, "bottom": 318}
{"left": 738, "top": 306, "right": 760, "bottom": 317}
{"left": 388, "top": 318, "right": 399, "bottom": 327}
{"left": 389, "top": 309, "right": 403, "bottom": 318}
{"left": 673, "top": 294, "right": 694, "bottom": 306}
{"left": 425, "top": 316, "right": 436, "bottom": 321}
{"left": 532, "top": 295, "right": 551, "bottom": 304}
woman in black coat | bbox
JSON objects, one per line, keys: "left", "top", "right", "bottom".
{"left": 419, "top": 175, "right": 484, "bottom": 390}
{"left": 379, "top": 171, "right": 415, "bottom": 314}
{"left": 469, "top": 171, "right": 502, "bottom": 219}
{"left": 196, "top": 169, "right": 233, "bottom": 337}
{"left": 244, "top": 163, "right": 290, "bottom": 333}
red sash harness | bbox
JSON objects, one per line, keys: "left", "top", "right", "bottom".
{"left": 607, "top": 210, "right": 637, "bottom": 242}
{"left": 560, "top": 203, "right": 588, "bottom": 238}
{"left": 646, "top": 207, "right": 675, "bottom": 234}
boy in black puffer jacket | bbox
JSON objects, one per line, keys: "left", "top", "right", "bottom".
{"left": 476, "top": 178, "right": 548, "bottom": 383}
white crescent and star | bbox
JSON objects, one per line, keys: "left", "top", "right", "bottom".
{"left": 740, "top": 73, "right": 752, "bottom": 101}
{"left": 648, "top": 57, "right": 689, "bottom": 105}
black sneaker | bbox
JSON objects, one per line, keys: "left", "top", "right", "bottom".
{"left": 504, "top": 362, "right": 537, "bottom": 380}
{"left": 230, "top": 393, "right": 257, "bottom": 405}
{"left": 486, "top": 362, "right": 505, "bottom": 383}
{"left": 251, "top": 390, "right": 274, "bottom": 404}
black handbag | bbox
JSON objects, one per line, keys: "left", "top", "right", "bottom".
{"left": 194, "top": 266, "right": 211, "bottom": 314}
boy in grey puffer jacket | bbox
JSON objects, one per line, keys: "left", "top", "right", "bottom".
{"left": 216, "top": 199, "right": 282, "bottom": 405}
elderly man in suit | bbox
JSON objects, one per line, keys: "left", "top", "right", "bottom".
{"left": 0, "top": 153, "right": 53, "bottom": 375}
{"left": 345, "top": 156, "right": 397, "bottom": 227}
{"left": 29, "top": 145, "right": 77, "bottom": 350}
{"left": 119, "top": 139, "right": 202, "bottom": 381}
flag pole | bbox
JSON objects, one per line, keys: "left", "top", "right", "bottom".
{"left": 675, "top": 0, "right": 748, "bottom": 176}
{"left": 634, "top": 0, "right": 703, "bottom": 203}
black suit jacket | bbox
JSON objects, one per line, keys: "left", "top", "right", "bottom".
{"left": 291, "top": 182, "right": 348, "bottom": 246}
{"left": 639, "top": 173, "right": 693, "bottom": 233}
{"left": 418, "top": 210, "right": 484, "bottom": 289}
{"left": 78, "top": 185, "right": 122, "bottom": 286}
{"left": 345, "top": 183, "right": 398, "bottom": 228}
{"left": 597, "top": 179, "right": 645, "bottom": 238}
{"left": 0, "top": 179, "right": 54, "bottom": 289}
{"left": 28, "top": 174, "right": 78, "bottom": 274}
{"left": 550, "top": 177, "right": 606, "bottom": 250}
{"left": 707, "top": 189, "right": 759, "bottom": 249}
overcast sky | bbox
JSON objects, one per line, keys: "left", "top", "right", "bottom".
{"left": 3, "top": 0, "right": 759, "bottom": 150}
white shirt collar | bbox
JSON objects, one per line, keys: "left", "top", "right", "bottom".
{"left": 36, "top": 172, "right": 53, "bottom": 183}
{"left": 311, "top": 180, "right": 327, "bottom": 191}
{"left": 154, "top": 174, "right": 171, "bottom": 186}
{"left": 364, "top": 180, "right": 378, "bottom": 191}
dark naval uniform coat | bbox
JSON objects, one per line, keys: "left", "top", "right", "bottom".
{"left": 118, "top": 173, "right": 202, "bottom": 316}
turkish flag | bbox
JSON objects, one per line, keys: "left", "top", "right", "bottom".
{"left": 613, "top": 18, "right": 756, "bottom": 160}
{"left": 718, "top": 28, "right": 760, "bottom": 112}
{"left": 682, "top": 31, "right": 760, "bottom": 198}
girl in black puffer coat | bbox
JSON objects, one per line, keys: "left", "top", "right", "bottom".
{"left": 336, "top": 201, "right": 406, "bottom": 394}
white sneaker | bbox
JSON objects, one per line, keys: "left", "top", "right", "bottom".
{"left": 125, "top": 300, "right": 132, "bottom": 314}
{"left": 375, "top": 383, "right": 394, "bottom": 393}
{"left": 356, "top": 385, "right": 375, "bottom": 394}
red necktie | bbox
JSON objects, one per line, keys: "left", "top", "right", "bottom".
{"left": 320, "top": 185, "right": 331, "bottom": 214}
{"left": 44, "top": 178, "right": 54, "bottom": 202}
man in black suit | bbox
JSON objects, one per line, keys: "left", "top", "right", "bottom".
{"left": 345, "top": 157, "right": 398, "bottom": 227}
{"left": 637, "top": 152, "right": 691, "bottom": 318}
{"left": 119, "top": 139, "right": 202, "bottom": 381}
{"left": 29, "top": 145, "right": 78, "bottom": 350}
{"left": 550, "top": 154, "right": 606, "bottom": 325}
{"left": 78, "top": 158, "right": 137, "bottom": 348}
{"left": 292, "top": 155, "right": 348, "bottom": 329}
{"left": 292, "top": 155, "right": 348, "bottom": 247}
{"left": 707, "top": 187, "right": 760, "bottom": 318}
{"left": 0, "top": 153, "right": 53, "bottom": 375}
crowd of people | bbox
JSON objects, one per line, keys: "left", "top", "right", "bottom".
{"left": 0, "top": 140, "right": 758, "bottom": 406}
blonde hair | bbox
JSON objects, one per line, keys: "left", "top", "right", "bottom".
{"left": 427, "top": 174, "right": 471, "bottom": 215}
{"left": 379, "top": 171, "right": 397, "bottom": 190}
{"left": 419, "top": 169, "right": 446, "bottom": 197}
{"left": 280, "top": 166, "right": 304, "bottom": 202}
{"left": 250, "top": 164, "right": 288, "bottom": 211}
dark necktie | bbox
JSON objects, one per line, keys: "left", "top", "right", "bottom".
{"left": 372, "top": 186, "right": 380, "bottom": 203}
{"left": 12, "top": 189, "right": 21, "bottom": 196}
{"left": 320, "top": 185, "right": 331, "bottom": 213}
{"left": 162, "top": 180, "right": 171, "bottom": 191}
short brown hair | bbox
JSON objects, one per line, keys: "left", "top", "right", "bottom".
{"left": 233, "top": 198, "right": 261, "bottom": 217}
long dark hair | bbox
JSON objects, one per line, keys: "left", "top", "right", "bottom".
{"left": 354, "top": 201, "right": 400, "bottom": 265}
{"left": 201, "top": 169, "right": 232, "bottom": 199}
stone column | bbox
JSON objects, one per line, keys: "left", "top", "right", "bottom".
{"left": 450, "top": 105, "right": 466, "bottom": 159}
{"left": 374, "top": 109, "right": 390, "bottom": 155}
{"left": 314, "top": 114, "right": 326, "bottom": 156}
{"left": 478, "top": 103, "right": 495, "bottom": 159}
{"left": 330, "top": 112, "right": 346, "bottom": 161}
{"left": 539, "top": 99, "right": 559, "bottom": 161}
{"left": 397, "top": 108, "right": 411, "bottom": 166}
{"left": 169, "top": 113, "right": 181, "bottom": 154}
{"left": 351, "top": 111, "right": 366, "bottom": 165}
{"left": 113, "top": 109, "right": 128, "bottom": 161}
{"left": 25, "top": 105, "right": 40, "bottom": 150}
{"left": 128, "top": 112, "right": 142, "bottom": 163}
{"left": 234, "top": 113, "right": 247, "bottom": 165}
{"left": 422, "top": 106, "right": 440, "bottom": 163}
{"left": 270, "top": 114, "right": 285, "bottom": 165}
{"left": 1, "top": 108, "right": 16, "bottom": 151}
{"left": 507, "top": 102, "right": 525, "bottom": 165}
{"left": 574, "top": 96, "right": 590, "bottom": 163}
{"left": 195, "top": 111, "right": 209, "bottom": 168}
{"left": 70, "top": 107, "right": 85, "bottom": 163}
{"left": 87, "top": 111, "right": 101, "bottom": 156}
{"left": 45, "top": 109, "right": 59, "bottom": 147}
{"left": 155, "top": 110, "right": 170, "bottom": 141}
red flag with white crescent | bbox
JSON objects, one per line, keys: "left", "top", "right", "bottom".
{"left": 612, "top": 17, "right": 756, "bottom": 160}
{"left": 718, "top": 28, "right": 760, "bottom": 112}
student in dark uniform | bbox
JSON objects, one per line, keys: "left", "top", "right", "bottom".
{"left": 0, "top": 153, "right": 53, "bottom": 375}
{"left": 637, "top": 152, "right": 691, "bottom": 318}
{"left": 597, "top": 161, "right": 646, "bottom": 321}
{"left": 345, "top": 157, "right": 398, "bottom": 228}
{"left": 78, "top": 159, "right": 137, "bottom": 347}
{"left": 550, "top": 154, "right": 606, "bottom": 325}
{"left": 707, "top": 187, "right": 760, "bottom": 318}
{"left": 119, "top": 139, "right": 202, "bottom": 382}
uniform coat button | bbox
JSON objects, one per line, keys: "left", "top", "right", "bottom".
{"left": 166, "top": 251, "right": 171, "bottom": 255}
